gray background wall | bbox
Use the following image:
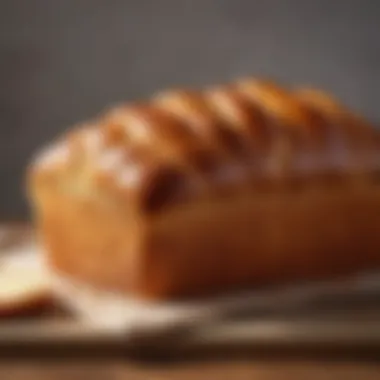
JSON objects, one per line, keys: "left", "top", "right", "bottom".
{"left": 1, "top": 0, "right": 379, "bottom": 219}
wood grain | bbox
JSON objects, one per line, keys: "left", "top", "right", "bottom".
{"left": 0, "top": 360, "right": 379, "bottom": 380}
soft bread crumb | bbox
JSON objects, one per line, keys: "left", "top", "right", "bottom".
{"left": 0, "top": 231, "right": 53, "bottom": 317}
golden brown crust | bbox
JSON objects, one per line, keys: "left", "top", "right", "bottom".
{"left": 28, "top": 77, "right": 380, "bottom": 300}
{"left": 30, "top": 77, "right": 378, "bottom": 211}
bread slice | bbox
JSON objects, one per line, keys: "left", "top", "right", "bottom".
{"left": 0, "top": 229, "right": 52, "bottom": 316}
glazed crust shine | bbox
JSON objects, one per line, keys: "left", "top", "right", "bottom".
{"left": 28, "top": 78, "right": 380, "bottom": 300}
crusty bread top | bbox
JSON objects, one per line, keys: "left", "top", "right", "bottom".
{"left": 29, "top": 78, "right": 379, "bottom": 213}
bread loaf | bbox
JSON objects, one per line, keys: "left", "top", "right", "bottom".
{"left": 28, "top": 78, "right": 380, "bottom": 300}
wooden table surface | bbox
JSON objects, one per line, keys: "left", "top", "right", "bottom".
{"left": 0, "top": 359, "right": 379, "bottom": 380}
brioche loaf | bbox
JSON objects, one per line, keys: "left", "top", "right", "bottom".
{"left": 28, "top": 78, "right": 380, "bottom": 300}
